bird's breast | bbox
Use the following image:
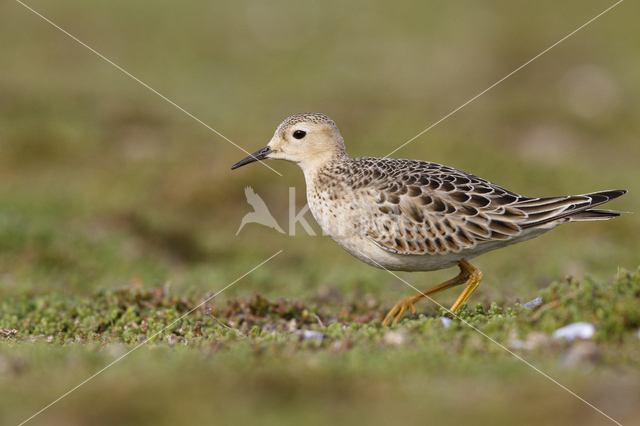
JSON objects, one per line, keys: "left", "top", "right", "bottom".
{"left": 307, "top": 187, "right": 355, "bottom": 237}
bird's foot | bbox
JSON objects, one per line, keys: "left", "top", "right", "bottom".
{"left": 382, "top": 295, "right": 421, "bottom": 326}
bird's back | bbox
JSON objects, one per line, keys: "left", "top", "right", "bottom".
{"left": 305, "top": 156, "right": 626, "bottom": 271}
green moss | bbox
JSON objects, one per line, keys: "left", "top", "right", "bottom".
{"left": 1, "top": 269, "right": 638, "bottom": 362}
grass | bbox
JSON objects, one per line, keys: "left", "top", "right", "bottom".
{"left": 2, "top": 271, "right": 640, "bottom": 425}
{"left": 1, "top": 0, "right": 639, "bottom": 425}
{"left": 2, "top": 268, "right": 640, "bottom": 353}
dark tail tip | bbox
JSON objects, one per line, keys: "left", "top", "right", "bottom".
{"left": 588, "top": 189, "right": 627, "bottom": 206}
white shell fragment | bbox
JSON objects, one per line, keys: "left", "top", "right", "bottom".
{"left": 522, "top": 297, "right": 543, "bottom": 310}
{"left": 440, "top": 317, "right": 451, "bottom": 328}
{"left": 383, "top": 331, "right": 406, "bottom": 346}
{"left": 296, "top": 330, "right": 326, "bottom": 341}
{"left": 552, "top": 322, "right": 595, "bottom": 341}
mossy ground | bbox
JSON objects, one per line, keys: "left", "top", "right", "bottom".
{"left": 2, "top": 1, "right": 640, "bottom": 425}
{"left": 2, "top": 270, "right": 639, "bottom": 426}
{"left": 2, "top": 269, "right": 640, "bottom": 350}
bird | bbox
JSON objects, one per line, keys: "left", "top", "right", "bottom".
{"left": 231, "top": 113, "right": 627, "bottom": 326}
{"left": 236, "top": 186, "right": 285, "bottom": 235}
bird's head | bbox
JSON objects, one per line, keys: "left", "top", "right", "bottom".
{"left": 231, "top": 113, "right": 346, "bottom": 172}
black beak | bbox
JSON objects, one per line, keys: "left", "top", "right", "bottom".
{"left": 231, "top": 146, "right": 272, "bottom": 170}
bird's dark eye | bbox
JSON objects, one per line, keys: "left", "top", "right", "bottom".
{"left": 293, "top": 130, "right": 306, "bottom": 139}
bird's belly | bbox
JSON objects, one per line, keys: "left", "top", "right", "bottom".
{"left": 337, "top": 235, "right": 466, "bottom": 271}
{"left": 308, "top": 195, "right": 555, "bottom": 272}
{"left": 308, "top": 199, "right": 466, "bottom": 272}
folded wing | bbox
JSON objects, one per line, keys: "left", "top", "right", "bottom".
{"left": 349, "top": 158, "right": 626, "bottom": 256}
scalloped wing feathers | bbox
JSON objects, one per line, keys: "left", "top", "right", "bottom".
{"left": 341, "top": 158, "right": 625, "bottom": 256}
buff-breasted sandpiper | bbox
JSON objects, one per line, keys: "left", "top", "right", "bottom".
{"left": 232, "top": 113, "right": 627, "bottom": 325}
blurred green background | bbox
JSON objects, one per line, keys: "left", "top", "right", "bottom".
{"left": 1, "top": 0, "right": 639, "bottom": 425}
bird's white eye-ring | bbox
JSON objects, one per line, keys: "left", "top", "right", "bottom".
{"left": 293, "top": 130, "right": 306, "bottom": 139}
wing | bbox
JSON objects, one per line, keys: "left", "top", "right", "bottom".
{"left": 348, "top": 158, "right": 529, "bottom": 255}
{"left": 347, "top": 159, "right": 626, "bottom": 256}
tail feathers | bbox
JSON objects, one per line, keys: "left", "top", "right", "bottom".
{"left": 566, "top": 209, "right": 624, "bottom": 222}
{"left": 585, "top": 189, "right": 627, "bottom": 206}
{"left": 520, "top": 189, "right": 627, "bottom": 229}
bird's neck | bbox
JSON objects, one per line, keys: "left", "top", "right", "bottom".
{"left": 301, "top": 154, "right": 350, "bottom": 192}
{"left": 299, "top": 150, "right": 348, "bottom": 176}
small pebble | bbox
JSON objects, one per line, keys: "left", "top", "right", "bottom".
{"left": 296, "top": 330, "right": 326, "bottom": 341}
{"left": 166, "top": 334, "right": 179, "bottom": 346}
{"left": 522, "top": 297, "right": 543, "bottom": 310}
{"left": 383, "top": 331, "right": 405, "bottom": 346}
{"left": 552, "top": 322, "right": 595, "bottom": 341}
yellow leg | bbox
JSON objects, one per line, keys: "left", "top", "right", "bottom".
{"left": 449, "top": 259, "right": 483, "bottom": 313}
{"left": 382, "top": 260, "right": 480, "bottom": 326}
